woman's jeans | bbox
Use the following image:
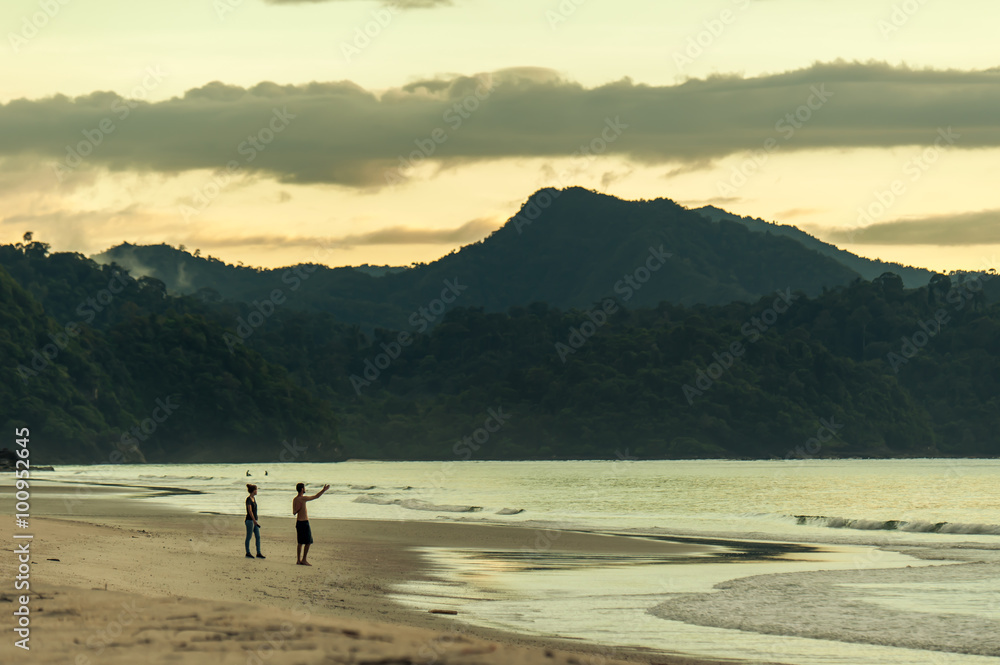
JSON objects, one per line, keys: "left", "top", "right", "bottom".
{"left": 245, "top": 519, "right": 261, "bottom": 555}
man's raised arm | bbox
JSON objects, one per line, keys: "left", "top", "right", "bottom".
{"left": 307, "top": 484, "right": 330, "bottom": 501}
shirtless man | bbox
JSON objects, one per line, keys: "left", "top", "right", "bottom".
{"left": 292, "top": 482, "right": 329, "bottom": 566}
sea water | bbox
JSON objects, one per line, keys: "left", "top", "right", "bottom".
{"left": 41, "top": 459, "right": 1000, "bottom": 664}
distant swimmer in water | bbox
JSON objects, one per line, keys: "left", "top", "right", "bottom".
{"left": 245, "top": 484, "right": 265, "bottom": 559}
{"left": 265, "top": 471, "right": 268, "bottom": 476}
{"left": 246, "top": 470, "right": 251, "bottom": 477}
{"left": 292, "top": 482, "right": 329, "bottom": 566}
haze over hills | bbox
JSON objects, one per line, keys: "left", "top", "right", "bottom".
{"left": 0, "top": 244, "right": 339, "bottom": 464}
{"left": 96, "top": 188, "right": 865, "bottom": 330}
{"left": 695, "top": 205, "right": 935, "bottom": 289}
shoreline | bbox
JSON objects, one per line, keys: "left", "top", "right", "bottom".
{"left": 3, "top": 482, "right": 732, "bottom": 664}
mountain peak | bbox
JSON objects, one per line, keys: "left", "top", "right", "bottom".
{"left": 92, "top": 189, "right": 872, "bottom": 327}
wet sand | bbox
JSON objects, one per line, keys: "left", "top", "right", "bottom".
{"left": 0, "top": 482, "right": 732, "bottom": 664}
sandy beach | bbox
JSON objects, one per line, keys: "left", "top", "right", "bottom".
{"left": 1, "top": 483, "right": 729, "bottom": 665}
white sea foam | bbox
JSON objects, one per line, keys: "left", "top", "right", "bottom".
{"left": 791, "top": 514, "right": 1000, "bottom": 535}
{"left": 650, "top": 561, "right": 1000, "bottom": 656}
{"left": 353, "top": 496, "right": 483, "bottom": 513}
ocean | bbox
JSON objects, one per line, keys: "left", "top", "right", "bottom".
{"left": 43, "top": 459, "right": 1000, "bottom": 664}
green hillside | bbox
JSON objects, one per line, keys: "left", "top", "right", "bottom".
{"left": 0, "top": 240, "right": 339, "bottom": 464}
{"left": 95, "top": 188, "right": 862, "bottom": 330}
{"left": 5, "top": 224, "right": 998, "bottom": 464}
{"left": 695, "top": 205, "right": 934, "bottom": 289}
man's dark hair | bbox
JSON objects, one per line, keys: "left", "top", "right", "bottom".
{"left": 296, "top": 483, "right": 305, "bottom": 493}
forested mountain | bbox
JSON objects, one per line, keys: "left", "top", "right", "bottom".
{"left": 0, "top": 240, "right": 339, "bottom": 464}
{"left": 3, "top": 236, "right": 998, "bottom": 463}
{"left": 235, "top": 273, "right": 998, "bottom": 460}
{"left": 695, "top": 205, "right": 934, "bottom": 288}
{"left": 96, "top": 188, "right": 862, "bottom": 330}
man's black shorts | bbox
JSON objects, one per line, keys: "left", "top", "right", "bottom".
{"left": 296, "top": 520, "right": 313, "bottom": 545}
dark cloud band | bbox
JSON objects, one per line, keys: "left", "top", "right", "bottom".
{"left": 1, "top": 62, "right": 998, "bottom": 188}
{"left": 824, "top": 210, "right": 1000, "bottom": 246}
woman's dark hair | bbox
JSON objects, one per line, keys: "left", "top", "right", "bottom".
{"left": 247, "top": 484, "right": 257, "bottom": 494}
{"left": 296, "top": 483, "right": 305, "bottom": 493}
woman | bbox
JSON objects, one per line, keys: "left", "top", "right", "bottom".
{"left": 245, "top": 484, "right": 265, "bottom": 559}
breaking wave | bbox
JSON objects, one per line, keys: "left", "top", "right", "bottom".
{"left": 353, "top": 496, "right": 483, "bottom": 513}
{"left": 792, "top": 514, "right": 1000, "bottom": 535}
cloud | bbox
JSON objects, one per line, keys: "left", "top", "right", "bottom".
{"left": 0, "top": 156, "right": 96, "bottom": 196}
{"left": 326, "top": 217, "right": 496, "bottom": 246}
{"left": 178, "top": 218, "right": 496, "bottom": 249}
{"left": 264, "top": 0, "right": 452, "bottom": 6}
{"left": 2, "top": 61, "right": 1000, "bottom": 189}
{"left": 820, "top": 210, "right": 1000, "bottom": 246}
{"left": 663, "top": 159, "right": 716, "bottom": 178}
{"left": 1, "top": 205, "right": 180, "bottom": 254}
{"left": 776, "top": 207, "right": 823, "bottom": 219}
{"left": 680, "top": 197, "right": 742, "bottom": 207}
{"left": 600, "top": 168, "right": 632, "bottom": 188}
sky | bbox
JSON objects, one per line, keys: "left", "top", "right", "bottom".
{"left": 1, "top": 0, "right": 998, "bottom": 272}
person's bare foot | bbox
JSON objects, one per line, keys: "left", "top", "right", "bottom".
{"left": 300, "top": 561, "right": 312, "bottom": 566}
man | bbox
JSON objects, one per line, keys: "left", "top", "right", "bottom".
{"left": 292, "top": 482, "right": 329, "bottom": 566}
